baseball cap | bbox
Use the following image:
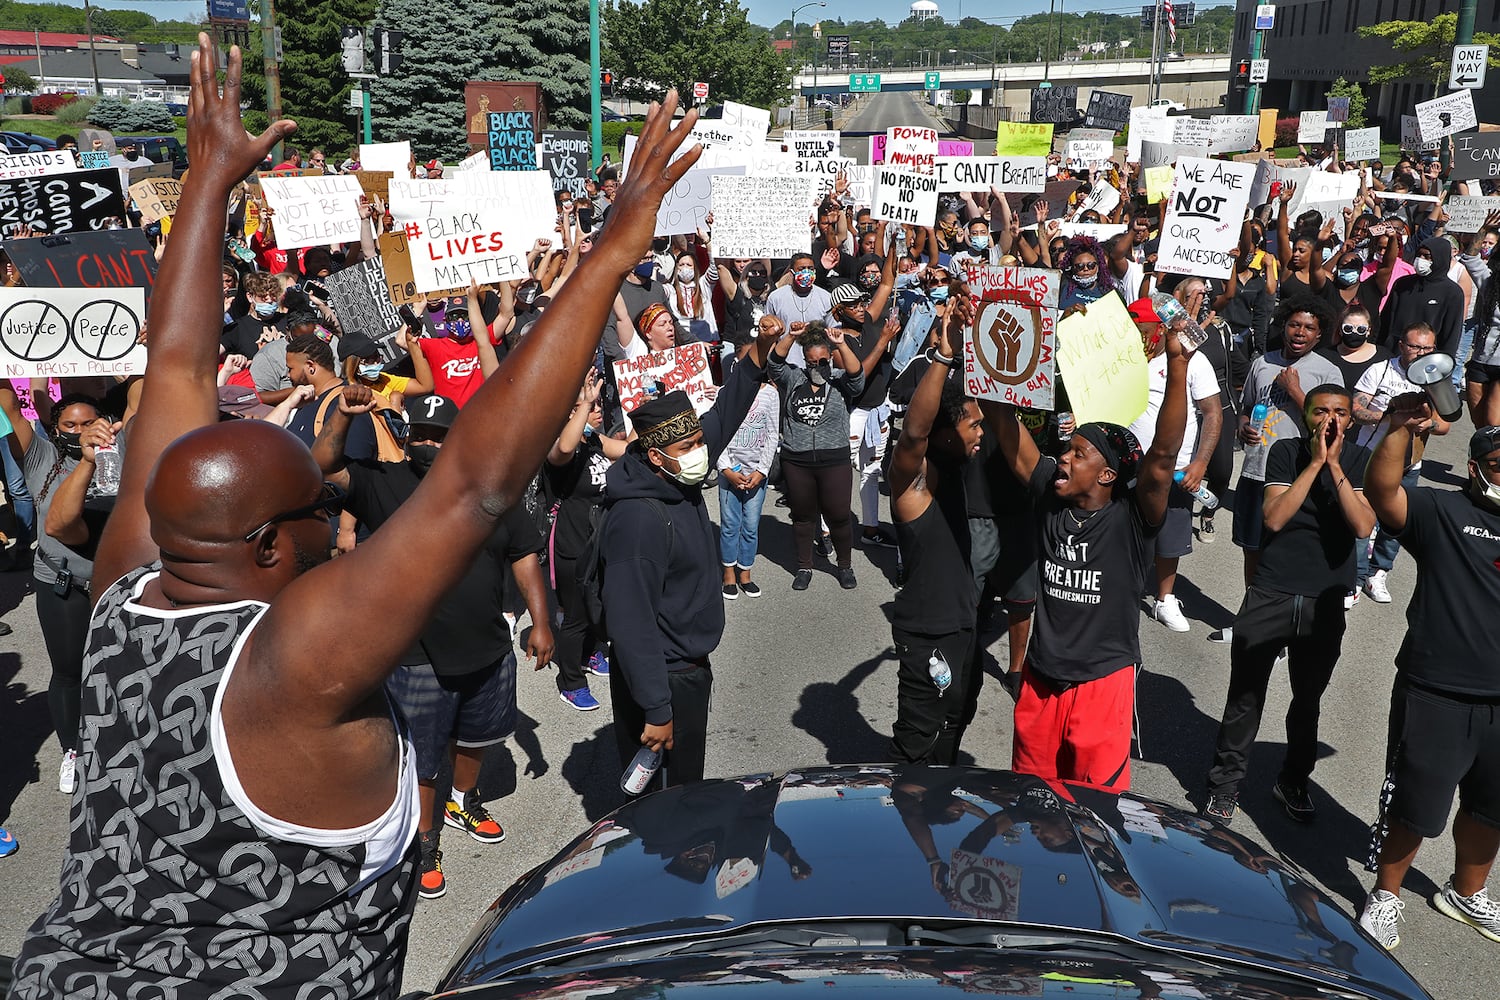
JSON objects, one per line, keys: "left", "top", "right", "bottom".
{"left": 424, "top": 159, "right": 442, "bottom": 172}
{"left": 338, "top": 330, "right": 380, "bottom": 363}
{"left": 1470, "top": 426, "right": 1500, "bottom": 460}
{"left": 830, "top": 283, "right": 865, "bottom": 306}
{"left": 1126, "top": 298, "right": 1162, "bottom": 324}
{"left": 217, "top": 385, "right": 273, "bottom": 420}
{"left": 406, "top": 394, "right": 461, "bottom": 430}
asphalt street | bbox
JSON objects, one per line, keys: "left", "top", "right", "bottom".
{"left": 2, "top": 93, "right": 1497, "bottom": 997}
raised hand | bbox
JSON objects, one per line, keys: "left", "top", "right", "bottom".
{"left": 592, "top": 91, "right": 702, "bottom": 268}
{"left": 1279, "top": 180, "right": 1297, "bottom": 205}
{"left": 186, "top": 32, "right": 294, "bottom": 192}
{"left": 337, "top": 382, "right": 377, "bottom": 415}
{"left": 825, "top": 326, "right": 846, "bottom": 346}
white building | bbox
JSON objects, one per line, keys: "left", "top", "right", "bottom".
{"left": 909, "top": 1, "right": 940, "bottom": 22}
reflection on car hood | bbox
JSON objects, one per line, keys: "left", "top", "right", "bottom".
{"left": 439, "top": 766, "right": 1428, "bottom": 1000}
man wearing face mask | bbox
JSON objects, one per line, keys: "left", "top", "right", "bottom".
{"left": 1379, "top": 237, "right": 1465, "bottom": 358}
{"left": 1360, "top": 418, "right": 1500, "bottom": 952}
{"left": 596, "top": 327, "right": 775, "bottom": 788}
{"left": 416, "top": 297, "right": 488, "bottom": 407}
{"left": 714, "top": 257, "right": 774, "bottom": 351}
{"left": 313, "top": 387, "right": 555, "bottom": 900}
{"left": 767, "top": 253, "right": 835, "bottom": 361}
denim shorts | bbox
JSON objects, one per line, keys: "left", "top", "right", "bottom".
{"left": 385, "top": 654, "right": 516, "bottom": 780}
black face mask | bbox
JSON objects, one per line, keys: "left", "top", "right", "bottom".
{"left": 406, "top": 443, "right": 440, "bottom": 476}
{"left": 746, "top": 273, "right": 769, "bottom": 292}
{"left": 54, "top": 431, "right": 84, "bottom": 461}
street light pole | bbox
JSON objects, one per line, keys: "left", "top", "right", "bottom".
{"left": 789, "top": 1, "right": 825, "bottom": 113}
{"left": 81, "top": 0, "right": 102, "bottom": 97}
{"left": 590, "top": 0, "right": 602, "bottom": 171}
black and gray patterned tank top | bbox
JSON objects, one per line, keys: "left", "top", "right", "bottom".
{"left": 11, "top": 565, "right": 420, "bottom": 1000}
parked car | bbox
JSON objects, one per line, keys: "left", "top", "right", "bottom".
{"left": 812, "top": 97, "right": 837, "bottom": 110}
{"left": 432, "top": 766, "right": 1432, "bottom": 1000}
{"left": 130, "top": 135, "right": 188, "bottom": 176}
{"left": 0, "top": 131, "right": 59, "bottom": 153}
{"left": 601, "top": 108, "right": 629, "bottom": 122}
{"left": 164, "top": 102, "right": 188, "bottom": 117}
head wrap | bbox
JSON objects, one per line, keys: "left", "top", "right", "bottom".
{"left": 633, "top": 390, "right": 701, "bottom": 452}
{"left": 1075, "top": 422, "right": 1143, "bottom": 486}
{"left": 636, "top": 302, "right": 671, "bottom": 336}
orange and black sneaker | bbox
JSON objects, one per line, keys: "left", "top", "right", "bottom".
{"left": 444, "top": 790, "right": 506, "bottom": 844}
{"left": 418, "top": 830, "right": 446, "bottom": 899}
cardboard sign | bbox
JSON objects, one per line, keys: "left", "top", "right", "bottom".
{"left": 77, "top": 150, "right": 111, "bottom": 171}
{"left": 657, "top": 166, "right": 743, "bottom": 237}
{"left": 2, "top": 229, "right": 157, "bottom": 304}
{"left": 359, "top": 141, "right": 412, "bottom": 175}
{"left": 1208, "top": 115, "right": 1260, "bottom": 154}
{"left": 1327, "top": 96, "right": 1351, "bottom": 124}
{"left": 540, "top": 130, "right": 591, "bottom": 198}
{"left": 128, "top": 177, "right": 183, "bottom": 224}
{"left": 614, "top": 343, "right": 716, "bottom": 431}
{"left": 1128, "top": 105, "right": 1170, "bottom": 161}
{"left": 995, "top": 122, "right": 1054, "bottom": 157}
{"left": 1451, "top": 132, "right": 1500, "bottom": 181}
{"left": 0, "top": 168, "right": 126, "bottom": 235}
{"left": 0, "top": 286, "right": 147, "bottom": 378}
{"left": 354, "top": 170, "right": 395, "bottom": 205}
{"left": 1258, "top": 108, "right": 1279, "bottom": 151}
{"left": 1084, "top": 91, "right": 1132, "bottom": 133}
{"left": 1030, "top": 86, "right": 1078, "bottom": 124}
{"left": 487, "top": 110, "right": 537, "bottom": 171}
{"left": 258, "top": 174, "right": 364, "bottom": 250}
{"left": 1401, "top": 114, "right": 1441, "bottom": 152}
{"left": 1297, "top": 111, "right": 1329, "bottom": 144}
{"left": 870, "top": 134, "right": 971, "bottom": 164}
{"left": 933, "top": 156, "right": 1046, "bottom": 193}
{"left": 377, "top": 231, "right": 419, "bottom": 306}
{"left": 1054, "top": 292, "right": 1148, "bottom": 426}
{"left": 1445, "top": 195, "right": 1500, "bottom": 233}
{"left": 388, "top": 172, "right": 557, "bottom": 291}
{"left": 709, "top": 174, "right": 818, "bottom": 258}
{"left": 872, "top": 165, "right": 939, "bottom": 226}
{"left": 324, "top": 258, "right": 406, "bottom": 360}
{"left": 962, "top": 265, "right": 1058, "bottom": 409}
{"left": 787, "top": 130, "right": 839, "bottom": 159}
{"left": 1343, "top": 127, "right": 1381, "bottom": 162}
{"left": 0, "top": 151, "right": 78, "bottom": 182}
{"left": 1416, "top": 89, "right": 1477, "bottom": 141}
{"left": 1157, "top": 157, "right": 1256, "bottom": 280}
{"left": 720, "top": 101, "right": 771, "bottom": 142}
{"left": 885, "top": 126, "right": 938, "bottom": 175}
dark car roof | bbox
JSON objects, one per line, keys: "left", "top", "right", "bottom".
{"left": 439, "top": 766, "right": 1429, "bottom": 1000}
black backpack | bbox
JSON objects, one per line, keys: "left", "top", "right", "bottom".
{"left": 577, "top": 498, "right": 673, "bottom": 630}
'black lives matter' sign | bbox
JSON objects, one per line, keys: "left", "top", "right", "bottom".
{"left": 1030, "top": 87, "right": 1078, "bottom": 125}
{"left": 541, "top": 130, "right": 591, "bottom": 199}
{"left": 487, "top": 111, "right": 537, "bottom": 171}
{"left": 0, "top": 168, "right": 127, "bottom": 235}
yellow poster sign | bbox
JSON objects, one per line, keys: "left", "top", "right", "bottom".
{"left": 1055, "top": 293, "right": 1149, "bottom": 426}
{"left": 996, "top": 122, "right": 1054, "bottom": 157}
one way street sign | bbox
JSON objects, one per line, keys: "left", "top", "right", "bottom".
{"left": 1451, "top": 44, "right": 1489, "bottom": 90}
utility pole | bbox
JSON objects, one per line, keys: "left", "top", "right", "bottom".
{"left": 1149, "top": 0, "right": 1163, "bottom": 104}
{"left": 1042, "top": 0, "right": 1055, "bottom": 84}
{"left": 262, "top": 0, "right": 284, "bottom": 163}
{"left": 590, "top": 0, "right": 602, "bottom": 172}
{"left": 81, "top": 0, "right": 103, "bottom": 97}
{"left": 1246, "top": 6, "right": 1268, "bottom": 114}
{"left": 1457, "top": 0, "right": 1478, "bottom": 46}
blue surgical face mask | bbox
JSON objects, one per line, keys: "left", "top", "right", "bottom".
{"left": 358, "top": 363, "right": 384, "bottom": 381}
{"left": 1320, "top": 246, "right": 1336, "bottom": 264}
{"left": 928, "top": 285, "right": 950, "bottom": 303}
{"left": 633, "top": 262, "right": 656, "bottom": 281}
{"left": 253, "top": 301, "right": 278, "bottom": 318}
{"left": 1335, "top": 268, "right": 1361, "bottom": 288}
{"left": 968, "top": 233, "right": 990, "bottom": 251}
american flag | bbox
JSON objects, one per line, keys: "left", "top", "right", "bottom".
{"left": 1164, "top": 0, "right": 1178, "bottom": 43}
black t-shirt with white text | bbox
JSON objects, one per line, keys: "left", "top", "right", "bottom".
{"left": 1394, "top": 486, "right": 1500, "bottom": 696}
{"left": 547, "top": 436, "right": 612, "bottom": 562}
{"left": 1255, "top": 437, "right": 1370, "bottom": 598}
{"left": 1027, "top": 456, "right": 1158, "bottom": 685}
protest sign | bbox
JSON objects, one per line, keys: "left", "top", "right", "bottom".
{"left": 359, "top": 141, "right": 411, "bottom": 175}
{"left": 710, "top": 174, "right": 818, "bottom": 258}
{"left": 1297, "top": 111, "right": 1329, "bottom": 144}
{"left": 487, "top": 110, "right": 537, "bottom": 170}
{"left": 657, "top": 166, "right": 744, "bottom": 236}
{"left": 787, "top": 130, "right": 839, "bottom": 159}
{"left": 1208, "top": 115, "right": 1260, "bottom": 154}
{"left": 540, "top": 130, "right": 590, "bottom": 198}
{"left": 0, "top": 151, "right": 77, "bottom": 182}
{"left": 258, "top": 174, "right": 364, "bottom": 250}
{"left": 872, "top": 165, "right": 939, "bottom": 226}
{"left": 995, "top": 122, "right": 1053, "bottom": 157}
{"left": 377, "top": 232, "right": 420, "bottom": 306}
{"left": 128, "top": 177, "right": 183, "bottom": 224}
{"left": 0, "top": 168, "right": 126, "bottom": 235}
{"left": 1343, "top": 126, "right": 1381, "bottom": 162}
{"left": 933, "top": 156, "right": 1045, "bottom": 193}
{"left": 1416, "top": 89, "right": 1477, "bottom": 141}
{"left": 1045, "top": 221, "right": 1127, "bottom": 242}
{"left": 1030, "top": 86, "right": 1078, "bottom": 124}
{"left": 793, "top": 156, "right": 857, "bottom": 197}
{"left": 746, "top": 142, "right": 796, "bottom": 177}
{"left": 452, "top": 151, "right": 489, "bottom": 173}
{"left": 1170, "top": 116, "right": 1213, "bottom": 149}
{"left": 614, "top": 343, "right": 716, "bottom": 431}
{"left": 2, "top": 229, "right": 157, "bottom": 304}
{"left": 77, "top": 151, "right": 110, "bottom": 171}
{"left": 1445, "top": 195, "right": 1500, "bottom": 233}
{"left": 127, "top": 160, "right": 172, "bottom": 182}
{"left": 1065, "top": 137, "right": 1113, "bottom": 167}
{"left": 1451, "top": 132, "right": 1500, "bottom": 181}
{"left": 625, "top": 121, "right": 758, "bottom": 173}
{"left": 884, "top": 126, "right": 938, "bottom": 175}
{"left": 843, "top": 165, "right": 874, "bottom": 207}
{"left": 1258, "top": 108, "right": 1279, "bottom": 150}
{"left": 1084, "top": 91, "right": 1132, "bottom": 132}
{"left": 1128, "top": 105, "right": 1170, "bottom": 161}
{"left": 962, "top": 265, "right": 1058, "bottom": 409}
{"left": 1401, "top": 114, "right": 1441, "bottom": 152}
{"left": 1156, "top": 157, "right": 1256, "bottom": 280}
{"left": 720, "top": 101, "right": 771, "bottom": 142}
{"left": 0, "top": 286, "right": 147, "bottom": 378}
{"left": 1054, "top": 292, "right": 1148, "bottom": 425}
{"left": 1076, "top": 179, "right": 1121, "bottom": 217}
{"left": 1144, "top": 166, "right": 1174, "bottom": 202}
{"left": 389, "top": 171, "right": 557, "bottom": 291}
{"left": 1140, "top": 139, "right": 1204, "bottom": 169}
{"left": 354, "top": 169, "right": 394, "bottom": 205}
{"left": 324, "top": 259, "right": 405, "bottom": 360}
{"left": 870, "top": 134, "right": 971, "bottom": 163}
{"left": 1327, "top": 96, "right": 1351, "bottom": 124}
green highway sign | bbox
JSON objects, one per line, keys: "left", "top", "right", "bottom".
{"left": 849, "top": 74, "right": 882, "bottom": 93}
{"left": 924, "top": 72, "right": 940, "bottom": 91}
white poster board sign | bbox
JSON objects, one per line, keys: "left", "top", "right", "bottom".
{"left": 709, "top": 174, "right": 818, "bottom": 258}
{"left": 1208, "top": 115, "right": 1260, "bottom": 155}
{"left": 933, "top": 156, "right": 1046, "bottom": 193}
{"left": 1446, "top": 195, "right": 1500, "bottom": 233}
{"left": 872, "top": 165, "right": 939, "bottom": 226}
{"left": 1157, "top": 156, "right": 1256, "bottom": 280}
{"left": 885, "top": 126, "right": 937, "bottom": 175}
{"left": 1065, "top": 138, "right": 1114, "bottom": 167}
{"left": 1416, "top": 89, "right": 1477, "bottom": 141}
{"left": 720, "top": 101, "right": 771, "bottom": 142}
{"left": 1170, "top": 116, "right": 1213, "bottom": 149}
{"left": 614, "top": 343, "right": 717, "bottom": 432}
{"left": 0, "top": 286, "right": 146, "bottom": 378}
{"left": 1297, "top": 111, "right": 1329, "bottom": 144}
{"left": 787, "top": 130, "right": 839, "bottom": 159}
{"left": 1343, "top": 127, "right": 1381, "bottom": 161}
{"left": 359, "top": 141, "right": 411, "bottom": 175}
{"left": 1128, "top": 105, "right": 1171, "bottom": 162}
{"left": 0, "top": 150, "right": 78, "bottom": 182}
{"left": 258, "top": 174, "right": 365, "bottom": 250}
{"left": 655, "top": 166, "right": 744, "bottom": 237}
{"left": 388, "top": 172, "right": 556, "bottom": 291}
{"left": 1402, "top": 114, "right": 1441, "bottom": 152}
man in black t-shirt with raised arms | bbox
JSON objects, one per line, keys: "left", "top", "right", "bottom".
{"left": 1202, "top": 384, "right": 1375, "bottom": 828}
{"left": 988, "top": 317, "right": 1191, "bottom": 792}
{"left": 1359, "top": 415, "right": 1500, "bottom": 952}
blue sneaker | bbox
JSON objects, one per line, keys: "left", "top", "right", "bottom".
{"left": 587, "top": 650, "right": 610, "bottom": 677}
{"left": 560, "top": 687, "right": 601, "bottom": 711}
{"left": 0, "top": 826, "right": 16, "bottom": 858}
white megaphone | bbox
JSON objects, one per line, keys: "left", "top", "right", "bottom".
{"left": 1405, "top": 352, "right": 1464, "bottom": 422}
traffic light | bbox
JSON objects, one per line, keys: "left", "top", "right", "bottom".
{"left": 602, "top": 69, "right": 614, "bottom": 94}
{"left": 1235, "top": 59, "right": 1251, "bottom": 84}
{"left": 372, "top": 30, "right": 404, "bottom": 76}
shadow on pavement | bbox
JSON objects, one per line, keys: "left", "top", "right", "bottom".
{"left": 791, "top": 648, "right": 892, "bottom": 765}
{"left": 0, "top": 650, "right": 47, "bottom": 823}
{"left": 560, "top": 720, "right": 627, "bottom": 822}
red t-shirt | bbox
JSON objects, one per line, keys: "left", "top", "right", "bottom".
{"left": 419, "top": 337, "right": 484, "bottom": 407}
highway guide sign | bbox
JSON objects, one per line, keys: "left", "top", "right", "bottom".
{"left": 1451, "top": 44, "right": 1489, "bottom": 90}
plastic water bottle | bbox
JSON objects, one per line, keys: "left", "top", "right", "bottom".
{"left": 1151, "top": 292, "right": 1209, "bottom": 352}
{"left": 92, "top": 443, "right": 121, "bottom": 496}
{"left": 1056, "top": 411, "right": 1074, "bottom": 442}
{"left": 1247, "top": 402, "right": 1270, "bottom": 440}
{"left": 1174, "top": 470, "right": 1219, "bottom": 510}
{"left": 621, "top": 746, "right": 662, "bottom": 796}
{"left": 928, "top": 650, "right": 952, "bottom": 692}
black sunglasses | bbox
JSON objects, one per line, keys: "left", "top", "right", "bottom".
{"left": 243, "top": 482, "right": 346, "bottom": 542}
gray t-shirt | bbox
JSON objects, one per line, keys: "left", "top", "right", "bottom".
{"left": 24, "top": 425, "right": 119, "bottom": 587}
{"left": 250, "top": 335, "right": 339, "bottom": 395}
{"left": 1238, "top": 349, "right": 1344, "bottom": 481}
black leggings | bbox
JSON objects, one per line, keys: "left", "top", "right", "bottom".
{"left": 35, "top": 577, "right": 93, "bottom": 752}
{"left": 550, "top": 554, "right": 593, "bottom": 692}
{"left": 782, "top": 459, "right": 853, "bottom": 570}
{"left": 1205, "top": 401, "right": 1236, "bottom": 512}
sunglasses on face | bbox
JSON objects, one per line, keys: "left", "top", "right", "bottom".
{"left": 243, "top": 482, "right": 346, "bottom": 543}
{"left": 1342, "top": 323, "right": 1370, "bottom": 335}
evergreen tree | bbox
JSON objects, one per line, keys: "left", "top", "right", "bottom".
{"left": 272, "top": 0, "right": 377, "bottom": 155}
{"left": 490, "top": 3, "right": 591, "bottom": 132}
{"left": 603, "top": 0, "right": 788, "bottom": 109}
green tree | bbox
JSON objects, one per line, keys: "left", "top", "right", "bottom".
{"left": 1360, "top": 12, "right": 1500, "bottom": 88}
{"left": 271, "top": 0, "right": 377, "bottom": 156}
{"left": 3, "top": 66, "right": 38, "bottom": 92}
{"left": 604, "top": 0, "right": 789, "bottom": 108}
{"left": 1325, "top": 77, "right": 1366, "bottom": 129}
{"left": 487, "top": 3, "right": 590, "bottom": 131}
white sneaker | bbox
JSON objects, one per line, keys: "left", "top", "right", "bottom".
{"left": 1344, "top": 589, "right": 1360, "bottom": 611}
{"left": 1363, "top": 570, "right": 1392, "bottom": 604}
{"left": 59, "top": 748, "right": 77, "bottom": 795}
{"left": 1153, "top": 594, "right": 1190, "bottom": 632}
{"left": 1434, "top": 879, "right": 1500, "bottom": 942}
{"left": 1359, "top": 889, "right": 1404, "bottom": 950}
